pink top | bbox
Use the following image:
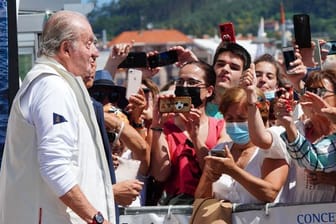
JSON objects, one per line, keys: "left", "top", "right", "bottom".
{"left": 163, "top": 117, "right": 224, "bottom": 196}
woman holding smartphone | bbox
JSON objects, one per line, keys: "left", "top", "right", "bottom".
{"left": 149, "top": 61, "right": 230, "bottom": 205}
{"left": 194, "top": 87, "right": 289, "bottom": 203}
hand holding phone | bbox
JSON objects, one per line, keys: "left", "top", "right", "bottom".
{"left": 219, "top": 22, "right": 236, "bottom": 43}
{"left": 118, "top": 52, "right": 148, "bottom": 68}
{"left": 276, "top": 86, "right": 294, "bottom": 112}
{"left": 159, "top": 96, "right": 191, "bottom": 113}
{"left": 126, "top": 69, "right": 142, "bottom": 99}
{"left": 209, "top": 142, "right": 233, "bottom": 157}
{"left": 282, "top": 46, "right": 296, "bottom": 73}
{"left": 148, "top": 50, "right": 178, "bottom": 68}
{"left": 293, "top": 14, "right": 311, "bottom": 48}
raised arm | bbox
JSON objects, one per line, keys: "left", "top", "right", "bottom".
{"left": 280, "top": 91, "right": 336, "bottom": 172}
{"left": 149, "top": 95, "right": 173, "bottom": 182}
{"left": 104, "top": 42, "right": 134, "bottom": 78}
{"left": 104, "top": 113, "right": 150, "bottom": 176}
{"left": 240, "top": 63, "right": 273, "bottom": 149}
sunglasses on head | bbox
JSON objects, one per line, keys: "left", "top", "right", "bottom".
{"left": 91, "top": 91, "right": 120, "bottom": 103}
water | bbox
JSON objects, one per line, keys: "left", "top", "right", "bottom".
{"left": 0, "top": 0, "right": 8, "bottom": 163}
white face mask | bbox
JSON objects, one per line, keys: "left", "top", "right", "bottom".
{"left": 264, "top": 91, "right": 276, "bottom": 101}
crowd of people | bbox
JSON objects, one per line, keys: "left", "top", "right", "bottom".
{"left": 1, "top": 9, "right": 336, "bottom": 224}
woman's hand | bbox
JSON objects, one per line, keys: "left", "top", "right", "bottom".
{"left": 151, "top": 94, "right": 174, "bottom": 128}
{"left": 169, "top": 45, "right": 198, "bottom": 67}
{"left": 273, "top": 88, "right": 295, "bottom": 128}
{"left": 203, "top": 145, "right": 236, "bottom": 181}
{"left": 126, "top": 88, "right": 146, "bottom": 124}
{"left": 239, "top": 63, "right": 258, "bottom": 104}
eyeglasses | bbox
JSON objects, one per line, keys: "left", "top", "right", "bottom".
{"left": 91, "top": 91, "right": 120, "bottom": 103}
{"left": 175, "top": 78, "right": 206, "bottom": 87}
{"left": 305, "top": 87, "right": 335, "bottom": 97}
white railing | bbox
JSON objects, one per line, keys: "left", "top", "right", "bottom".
{"left": 119, "top": 202, "right": 336, "bottom": 224}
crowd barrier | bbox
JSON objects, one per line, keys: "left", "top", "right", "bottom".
{"left": 119, "top": 202, "right": 336, "bottom": 224}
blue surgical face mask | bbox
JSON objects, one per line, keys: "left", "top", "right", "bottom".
{"left": 225, "top": 122, "right": 250, "bottom": 145}
{"left": 264, "top": 91, "right": 275, "bottom": 101}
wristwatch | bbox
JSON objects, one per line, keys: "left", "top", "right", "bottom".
{"left": 91, "top": 211, "right": 104, "bottom": 224}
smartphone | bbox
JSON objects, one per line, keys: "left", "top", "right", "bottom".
{"left": 323, "top": 41, "right": 336, "bottom": 55}
{"left": 159, "top": 96, "right": 191, "bottom": 113}
{"left": 148, "top": 50, "right": 178, "bottom": 68}
{"left": 312, "top": 39, "right": 322, "bottom": 69}
{"left": 126, "top": 69, "right": 142, "bottom": 99}
{"left": 218, "top": 22, "right": 236, "bottom": 43}
{"left": 118, "top": 52, "right": 148, "bottom": 68}
{"left": 293, "top": 14, "right": 311, "bottom": 48}
{"left": 282, "top": 46, "right": 296, "bottom": 73}
{"left": 209, "top": 142, "right": 233, "bottom": 157}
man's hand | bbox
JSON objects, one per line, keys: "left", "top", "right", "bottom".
{"left": 112, "top": 179, "right": 144, "bottom": 206}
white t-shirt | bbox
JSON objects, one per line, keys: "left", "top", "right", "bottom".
{"left": 213, "top": 147, "right": 289, "bottom": 204}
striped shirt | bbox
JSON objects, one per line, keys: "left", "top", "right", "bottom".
{"left": 280, "top": 131, "right": 336, "bottom": 172}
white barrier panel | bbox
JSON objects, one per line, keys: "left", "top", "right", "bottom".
{"left": 119, "top": 206, "right": 192, "bottom": 224}
{"left": 119, "top": 202, "right": 336, "bottom": 224}
{"left": 232, "top": 202, "right": 336, "bottom": 224}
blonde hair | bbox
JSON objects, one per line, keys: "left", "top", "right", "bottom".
{"left": 219, "top": 87, "right": 269, "bottom": 124}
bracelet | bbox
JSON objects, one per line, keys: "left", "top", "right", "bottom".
{"left": 131, "top": 120, "right": 145, "bottom": 129}
{"left": 118, "top": 121, "right": 125, "bottom": 136}
{"left": 150, "top": 126, "right": 163, "bottom": 132}
{"left": 111, "top": 121, "right": 124, "bottom": 145}
{"left": 107, "top": 121, "right": 124, "bottom": 145}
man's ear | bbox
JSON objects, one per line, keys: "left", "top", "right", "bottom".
{"left": 206, "top": 85, "right": 215, "bottom": 98}
{"left": 59, "top": 40, "right": 71, "bottom": 56}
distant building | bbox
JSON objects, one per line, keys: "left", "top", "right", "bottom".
{"left": 108, "top": 29, "right": 193, "bottom": 49}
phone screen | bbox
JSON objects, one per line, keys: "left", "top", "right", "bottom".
{"left": 126, "top": 69, "right": 142, "bottom": 99}
{"left": 148, "top": 50, "right": 178, "bottom": 68}
{"left": 293, "top": 14, "right": 311, "bottom": 48}
{"left": 282, "top": 47, "right": 295, "bottom": 72}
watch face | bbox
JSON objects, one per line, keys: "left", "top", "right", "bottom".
{"left": 94, "top": 212, "right": 104, "bottom": 224}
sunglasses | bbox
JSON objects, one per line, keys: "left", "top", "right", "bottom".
{"left": 305, "top": 87, "right": 335, "bottom": 97}
{"left": 91, "top": 91, "right": 120, "bottom": 103}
